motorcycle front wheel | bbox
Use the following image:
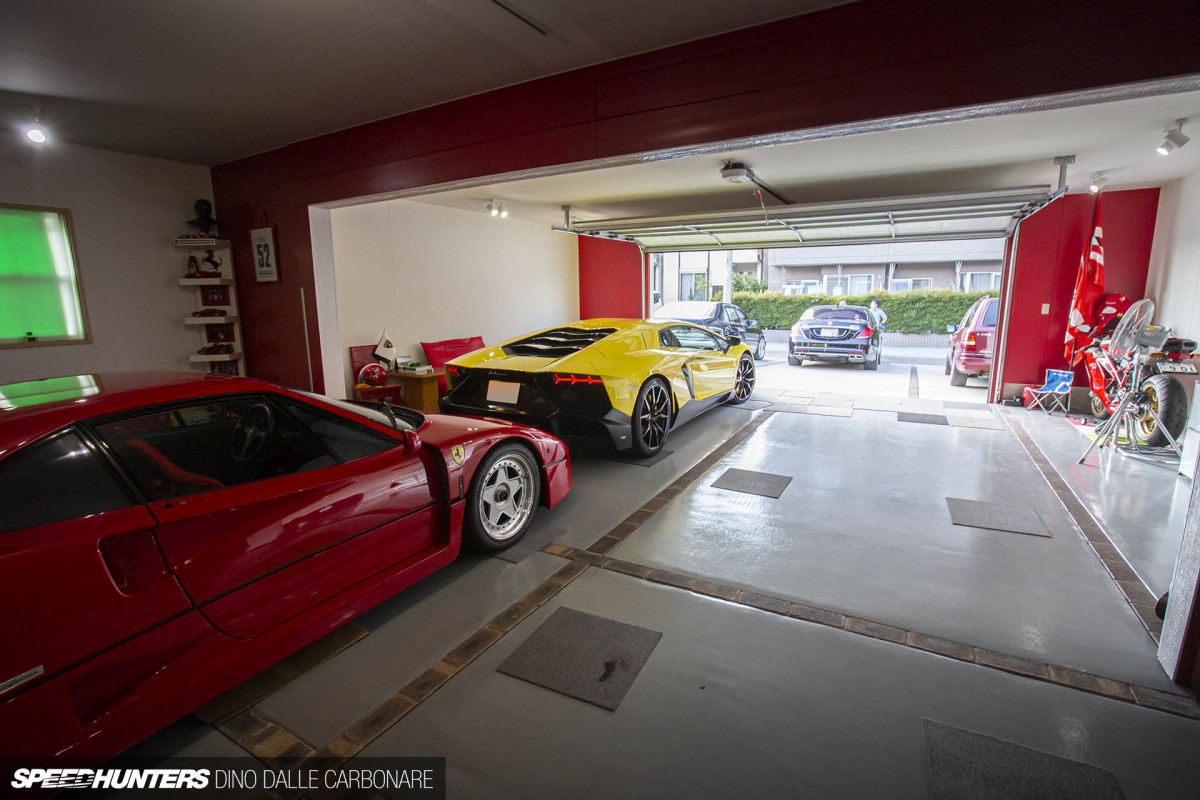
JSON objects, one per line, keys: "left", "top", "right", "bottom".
{"left": 1136, "top": 373, "right": 1188, "bottom": 447}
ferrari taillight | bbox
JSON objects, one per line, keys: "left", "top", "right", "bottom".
{"left": 553, "top": 374, "right": 603, "bottom": 386}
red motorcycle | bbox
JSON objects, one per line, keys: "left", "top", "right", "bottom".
{"left": 1079, "top": 295, "right": 1194, "bottom": 448}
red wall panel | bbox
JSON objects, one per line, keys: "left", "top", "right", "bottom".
{"left": 211, "top": 0, "right": 1200, "bottom": 391}
{"left": 999, "top": 189, "right": 1160, "bottom": 391}
{"left": 578, "top": 238, "right": 646, "bottom": 320}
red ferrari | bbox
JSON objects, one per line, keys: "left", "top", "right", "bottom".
{"left": 0, "top": 372, "right": 571, "bottom": 759}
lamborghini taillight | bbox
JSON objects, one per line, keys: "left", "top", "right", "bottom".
{"left": 552, "top": 374, "right": 604, "bottom": 386}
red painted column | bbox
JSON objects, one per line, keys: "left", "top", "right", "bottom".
{"left": 578, "top": 237, "right": 646, "bottom": 319}
{"left": 998, "top": 188, "right": 1160, "bottom": 393}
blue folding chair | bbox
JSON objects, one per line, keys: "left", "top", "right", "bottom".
{"left": 1027, "top": 369, "right": 1073, "bottom": 413}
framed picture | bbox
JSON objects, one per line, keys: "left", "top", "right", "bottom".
{"left": 250, "top": 226, "right": 278, "bottom": 283}
{"left": 206, "top": 323, "right": 234, "bottom": 343}
{"left": 210, "top": 361, "right": 239, "bottom": 376}
{"left": 201, "top": 286, "right": 230, "bottom": 306}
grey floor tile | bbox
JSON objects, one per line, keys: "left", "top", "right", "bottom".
{"left": 497, "top": 607, "right": 662, "bottom": 710}
{"left": 946, "top": 497, "right": 1050, "bottom": 537}
{"left": 711, "top": 468, "right": 793, "bottom": 498}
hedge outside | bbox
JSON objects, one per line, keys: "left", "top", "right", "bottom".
{"left": 732, "top": 290, "right": 993, "bottom": 334}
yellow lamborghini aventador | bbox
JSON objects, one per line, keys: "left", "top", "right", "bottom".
{"left": 440, "top": 319, "right": 756, "bottom": 457}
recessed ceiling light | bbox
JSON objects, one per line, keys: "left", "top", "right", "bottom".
{"left": 26, "top": 125, "right": 47, "bottom": 144}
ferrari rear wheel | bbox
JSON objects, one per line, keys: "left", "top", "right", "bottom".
{"left": 727, "top": 355, "right": 756, "bottom": 404}
{"left": 631, "top": 377, "right": 672, "bottom": 458}
{"left": 464, "top": 443, "right": 541, "bottom": 552}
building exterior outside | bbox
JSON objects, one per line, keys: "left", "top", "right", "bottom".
{"left": 654, "top": 240, "right": 1004, "bottom": 305}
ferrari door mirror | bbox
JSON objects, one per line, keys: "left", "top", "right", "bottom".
{"left": 402, "top": 429, "right": 422, "bottom": 457}
{"left": 726, "top": 334, "right": 743, "bottom": 348}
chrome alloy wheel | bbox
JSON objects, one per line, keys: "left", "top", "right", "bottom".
{"left": 734, "top": 357, "right": 756, "bottom": 400}
{"left": 478, "top": 454, "right": 536, "bottom": 540}
{"left": 639, "top": 381, "right": 672, "bottom": 451}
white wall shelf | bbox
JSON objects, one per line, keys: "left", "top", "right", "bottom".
{"left": 184, "top": 315, "right": 239, "bottom": 325}
{"left": 179, "top": 277, "right": 234, "bottom": 287}
{"left": 189, "top": 351, "right": 243, "bottom": 363}
{"left": 175, "top": 238, "right": 246, "bottom": 377}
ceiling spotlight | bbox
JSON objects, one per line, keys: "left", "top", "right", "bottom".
{"left": 499, "top": 204, "right": 508, "bottom": 218}
{"left": 1089, "top": 173, "right": 1108, "bottom": 194}
{"left": 487, "top": 200, "right": 498, "bottom": 216}
{"left": 1157, "top": 120, "right": 1189, "bottom": 156}
{"left": 25, "top": 106, "right": 47, "bottom": 144}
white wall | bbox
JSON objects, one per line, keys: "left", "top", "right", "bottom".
{"left": 0, "top": 139, "right": 213, "bottom": 384}
{"left": 329, "top": 198, "right": 579, "bottom": 396}
{"left": 1146, "top": 170, "right": 1200, "bottom": 339}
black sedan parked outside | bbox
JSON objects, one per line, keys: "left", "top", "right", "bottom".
{"left": 651, "top": 301, "right": 768, "bottom": 360}
{"left": 788, "top": 304, "right": 883, "bottom": 369}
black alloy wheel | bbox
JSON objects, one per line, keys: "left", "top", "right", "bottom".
{"left": 727, "top": 355, "right": 756, "bottom": 404}
{"left": 631, "top": 378, "right": 672, "bottom": 458}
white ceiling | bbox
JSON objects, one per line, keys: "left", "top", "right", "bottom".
{"left": 0, "top": 0, "right": 849, "bottom": 165}
{"left": 400, "top": 88, "right": 1200, "bottom": 226}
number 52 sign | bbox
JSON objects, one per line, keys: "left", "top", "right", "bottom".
{"left": 250, "top": 226, "right": 279, "bottom": 283}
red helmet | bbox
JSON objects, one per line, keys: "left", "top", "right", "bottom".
{"left": 1093, "top": 293, "right": 1132, "bottom": 338}
{"left": 357, "top": 363, "right": 387, "bottom": 387}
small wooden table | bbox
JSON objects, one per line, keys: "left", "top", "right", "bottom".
{"left": 388, "top": 370, "right": 444, "bottom": 413}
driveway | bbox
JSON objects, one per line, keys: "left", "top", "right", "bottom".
{"left": 754, "top": 343, "right": 990, "bottom": 403}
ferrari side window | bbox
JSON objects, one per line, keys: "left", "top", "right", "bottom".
{"left": 95, "top": 396, "right": 334, "bottom": 502}
{"left": 0, "top": 431, "right": 131, "bottom": 533}
{"left": 659, "top": 329, "right": 681, "bottom": 348}
{"left": 277, "top": 398, "right": 395, "bottom": 463}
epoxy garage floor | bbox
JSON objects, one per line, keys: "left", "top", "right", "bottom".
{"left": 126, "top": 357, "right": 1200, "bottom": 799}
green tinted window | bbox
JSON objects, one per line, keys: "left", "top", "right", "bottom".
{"left": 0, "top": 205, "right": 88, "bottom": 346}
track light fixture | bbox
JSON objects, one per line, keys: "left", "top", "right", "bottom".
{"left": 486, "top": 200, "right": 507, "bottom": 218}
{"left": 1157, "top": 119, "right": 1189, "bottom": 156}
{"left": 25, "top": 106, "right": 47, "bottom": 144}
{"left": 1089, "top": 173, "right": 1108, "bottom": 194}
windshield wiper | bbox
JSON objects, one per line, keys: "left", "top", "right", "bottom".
{"left": 374, "top": 400, "right": 399, "bottom": 430}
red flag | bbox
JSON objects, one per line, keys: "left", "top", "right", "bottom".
{"left": 1064, "top": 198, "right": 1104, "bottom": 365}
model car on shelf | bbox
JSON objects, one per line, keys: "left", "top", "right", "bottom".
{"left": 788, "top": 304, "right": 883, "bottom": 369}
{"left": 650, "top": 301, "right": 768, "bottom": 360}
{"left": 198, "top": 344, "right": 234, "bottom": 355}
{"left": 0, "top": 371, "right": 571, "bottom": 760}
{"left": 440, "top": 318, "right": 756, "bottom": 458}
{"left": 946, "top": 296, "right": 998, "bottom": 386}
{"left": 191, "top": 308, "right": 227, "bottom": 317}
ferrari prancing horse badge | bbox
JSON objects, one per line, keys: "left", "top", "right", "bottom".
{"left": 451, "top": 445, "right": 465, "bottom": 466}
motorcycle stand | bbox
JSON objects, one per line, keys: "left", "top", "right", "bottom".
{"left": 1078, "top": 387, "right": 1183, "bottom": 465}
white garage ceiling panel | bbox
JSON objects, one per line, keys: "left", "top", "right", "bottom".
{"left": 570, "top": 187, "right": 1052, "bottom": 252}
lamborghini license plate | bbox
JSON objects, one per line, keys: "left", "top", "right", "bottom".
{"left": 1158, "top": 363, "right": 1197, "bottom": 374}
{"left": 487, "top": 380, "right": 521, "bottom": 404}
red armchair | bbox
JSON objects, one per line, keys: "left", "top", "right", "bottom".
{"left": 420, "top": 336, "right": 485, "bottom": 393}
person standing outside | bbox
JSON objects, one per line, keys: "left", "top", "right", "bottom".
{"left": 869, "top": 299, "right": 888, "bottom": 328}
